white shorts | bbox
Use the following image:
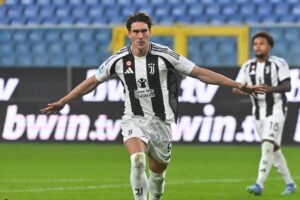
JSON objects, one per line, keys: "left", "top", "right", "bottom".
{"left": 121, "top": 115, "right": 172, "bottom": 164}
{"left": 255, "top": 112, "right": 286, "bottom": 146}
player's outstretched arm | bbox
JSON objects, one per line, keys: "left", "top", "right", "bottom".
{"left": 190, "top": 66, "right": 266, "bottom": 96}
{"left": 40, "top": 75, "right": 100, "bottom": 114}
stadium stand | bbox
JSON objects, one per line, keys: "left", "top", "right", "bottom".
{"left": 0, "top": 0, "right": 300, "bottom": 67}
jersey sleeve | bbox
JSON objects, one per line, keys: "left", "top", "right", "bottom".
{"left": 166, "top": 48, "right": 195, "bottom": 75}
{"left": 94, "top": 55, "right": 116, "bottom": 83}
{"left": 235, "top": 62, "right": 248, "bottom": 83}
{"left": 277, "top": 59, "right": 290, "bottom": 82}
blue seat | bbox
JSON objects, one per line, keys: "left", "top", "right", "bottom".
{"left": 244, "top": 15, "right": 261, "bottom": 24}
{"left": 205, "top": 5, "right": 221, "bottom": 16}
{"left": 158, "top": 16, "right": 175, "bottom": 25}
{"left": 78, "top": 30, "right": 94, "bottom": 42}
{"left": 220, "top": 53, "right": 236, "bottom": 66}
{"left": 91, "top": 16, "right": 107, "bottom": 24}
{"left": 82, "top": 41, "right": 97, "bottom": 55}
{"left": 75, "top": 17, "right": 91, "bottom": 25}
{"left": 0, "top": 43, "right": 14, "bottom": 55}
{"left": 155, "top": 6, "right": 170, "bottom": 18}
{"left": 88, "top": 5, "right": 103, "bottom": 18}
{"left": 239, "top": 3, "right": 256, "bottom": 16}
{"left": 0, "top": 31, "right": 12, "bottom": 42}
{"left": 55, "top": 5, "right": 71, "bottom": 19}
{"left": 226, "top": 15, "right": 243, "bottom": 24}
{"left": 137, "top": 6, "right": 153, "bottom": 16}
{"left": 72, "top": 5, "right": 88, "bottom": 19}
{"left": 0, "top": 54, "right": 16, "bottom": 66}
{"left": 23, "top": 5, "right": 39, "bottom": 18}
{"left": 171, "top": 5, "right": 187, "bottom": 19}
{"left": 36, "top": 0, "right": 51, "bottom": 5}
{"left": 216, "top": 0, "right": 233, "bottom": 4}
{"left": 83, "top": 53, "right": 100, "bottom": 66}
{"left": 262, "top": 16, "right": 278, "bottom": 23}
{"left": 192, "top": 16, "right": 210, "bottom": 24}
{"left": 222, "top": 4, "right": 238, "bottom": 16}
{"left": 31, "top": 43, "right": 47, "bottom": 54}
{"left": 168, "top": 0, "right": 181, "bottom": 6}
{"left": 188, "top": 5, "right": 205, "bottom": 17}
{"left": 85, "top": 0, "right": 99, "bottom": 5}
{"left": 257, "top": 4, "right": 273, "bottom": 17}
{"left": 65, "top": 42, "right": 81, "bottom": 54}
{"left": 61, "top": 30, "right": 77, "bottom": 42}
{"left": 100, "top": 0, "right": 116, "bottom": 6}
{"left": 209, "top": 15, "right": 226, "bottom": 25}
{"left": 94, "top": 29, "right": 111, "bottom": 44}
{"left": 133, "top": 0, "right": 148, "bottom": 6}
{"left": 121, "top": 6, "right": 135, "bottom": 19}
{"left": 42, "top": 17, "right": 59, "bottom": 25}
{"left": 28, "top": 30, "right": 44, "bottom": 42}
{"left": 278, "top": 15, "right": 295, "bottom": 23}
{"left": 151, "top": 0, "right": 164, "bottom": 7}
{"left": 48, "top": 54, "right": 66, "bottom": 66}
{"left": 15, "top": 42, "right": 31, "bottom": 56}
{"left": 58, "top": 17, "right": 74, "bottom": 25}
{"left": 45, "top": 30, "right": 61, "bottom": 42}
{"left": 9, "top": 18, "right": 26, "bottom": 25}
{"left": 292, "top": 4, "right": 300, "bottom": 15}
{"left": 69, "top": 0, "right": 83, "bottom": 5}
{"left": 48, "top": 42, "right": 64, "bottom": 54}
{"left": 32, "top": 54, "right": 49, "bottom": 66}
{"left": 52, "top": 0, "right": 68, "bottom": 6}
{"left": 26, "top": 17, "right": 42, "bottom": 25}
{"left": 5, "top": 0, "right": 19, "bottom": 5}
{"left": 274, "top": 3, "right": 290, "bottom": 16}
{"left": 12, "top": 31, "right": 28, "bottom": 42}
{"left": 118, "top": 0, "right": 131, "bottom": 6}
{"left": 39, "top": 5, "right": 55, "bottom": 19}
{"left": 66, "top": 54, "right": 83, "bottom": 67}
{"left": 20, "top": 0, "right": 36, "bottom": 5}
{"left": 7, "top": 5, "right": 23, "bottom": 19}
{"left": 284, "top": 29, "right": 299, "bottom": 41}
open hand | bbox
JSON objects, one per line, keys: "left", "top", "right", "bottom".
{"left": 40, "top": 100, "right": 65, "bottom": 114}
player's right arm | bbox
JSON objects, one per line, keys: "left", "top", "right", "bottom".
{"left": 40, "top": 75, "right": 100, "bottom": 114}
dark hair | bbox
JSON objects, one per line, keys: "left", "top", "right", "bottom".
{"left": 126, "top": 12, "right": 153, "bottom": 31}
{"left": 252, "top": 32, "right": 274, "bottom": 48}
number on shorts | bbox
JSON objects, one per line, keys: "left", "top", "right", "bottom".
{"left": 269, "top": 121, "right": 279, "bottom": 132}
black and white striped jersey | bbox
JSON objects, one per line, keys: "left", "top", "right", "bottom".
{"left": 95, "top": 42, "right": 195, "bottom": 123}
{"left": 235, "top": 55, "right": 290, "bottom": 120}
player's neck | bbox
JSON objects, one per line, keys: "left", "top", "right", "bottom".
{"left": 256, "top": 54, "right": 269, "bottom": 63}
{"left": 131, "top": 44, "right": 150, "bottom": 57}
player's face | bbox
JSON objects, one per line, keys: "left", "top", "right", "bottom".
{"left": 128, "top": 22, "right": 151, "bottom": 54}
{"left": 253, "top": 37, "right": 271, "bottom": 59}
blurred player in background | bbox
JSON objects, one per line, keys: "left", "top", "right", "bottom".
{"left": 41, "top": 13, "right": 265, "bottom": 200}
{"left": 233, "top": 32, "right": 297, "bottom": 196}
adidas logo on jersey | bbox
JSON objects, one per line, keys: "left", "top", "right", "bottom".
{"left": 124, "top": 67, "right": 134, "bottom": 74}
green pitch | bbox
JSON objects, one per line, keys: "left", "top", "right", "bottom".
{"left": 0, "top": 143, "right": 299, "bottom": 200}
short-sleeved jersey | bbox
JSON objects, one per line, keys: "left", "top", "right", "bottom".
{"left": 95, "top": 42, "right": 195, "bottom": 123}
{"left": 235, "top": 55, "right": 290, "bottom": 120}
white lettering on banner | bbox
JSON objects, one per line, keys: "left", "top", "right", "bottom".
{"left": 1, "top": 105, "right": 121, "bottom": 141}
{"left": 287, "top": 68, "right": 300, "bottom": 102}
{"left": 179, "top": 77, "right": 219, "bottom": 103}
{"left": 0, "top": 78, "right": 19, "bottom": 101}
{"left": 172, "top": 104, "right": 261, "bottom": 143}
{"left": 82, "top": 69, "right": 124, "bottom": 102}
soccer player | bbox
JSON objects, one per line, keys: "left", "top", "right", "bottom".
{"left": 41, "top": 13, "right": 265, "bottom": 200}
{"left": 233, "top": 32, "right": 297, "bottom": 196}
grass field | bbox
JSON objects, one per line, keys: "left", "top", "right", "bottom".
{"left": 0, "top": 143, "right": 299, "bottom": 200}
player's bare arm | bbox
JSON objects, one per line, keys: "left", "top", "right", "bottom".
{"left": 260, "top": 79, "right": 291, "bottom": 93}
{"left": 40, "top": 75, "right": 100, "bottom": 114}
{"left": 190, "top": 66, "right": 266, "bottom": 96}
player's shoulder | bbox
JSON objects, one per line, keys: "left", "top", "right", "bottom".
{"left": 105, "top": 46, "right": 130, "bottom": 65}
{"left": 269, "top": 55, "right": 288, "bottom": 67}
{"left": 150, "top": 42, "right": 180, "bottom": 60}
{"left": 242, "top": 58, "right": 256, "bottom": 67}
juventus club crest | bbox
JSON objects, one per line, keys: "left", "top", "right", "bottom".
{"left": 265, "top": 65, "right": 270, "bottom": 74}
{"left": 148, "top": 63, "right": 155, "bottom": 75}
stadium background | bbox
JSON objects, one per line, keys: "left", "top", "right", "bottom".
{"left": 0, "top": 0, "right": 299, "bottom": 199}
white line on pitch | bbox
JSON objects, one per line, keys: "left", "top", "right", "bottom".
{"left": 0, "top": 176, "right": 299, "bottom": 193}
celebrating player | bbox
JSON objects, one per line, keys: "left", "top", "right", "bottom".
{"left": 41, "top": 13, "right": 265, "bottom": 200}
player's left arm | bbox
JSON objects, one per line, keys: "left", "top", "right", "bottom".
{"left": 189, "top": 66, "right": 266, "bottom": 95}
{"left": 262, "top": 78, "right": 291, "bottom": 93}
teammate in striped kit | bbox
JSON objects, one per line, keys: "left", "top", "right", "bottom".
{"left": 233, "top": 32, "right": 296, "bottom": 196}
{"left": 41, "top": 13, "right": 265, "bottom": 200}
